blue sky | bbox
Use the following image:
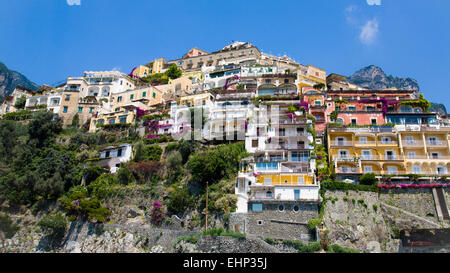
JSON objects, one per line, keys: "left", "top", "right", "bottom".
{"left": 0, "top": 0, "right": 449, "bottom": 108}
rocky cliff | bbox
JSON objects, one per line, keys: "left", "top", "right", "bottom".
{"left": 346, "top": 65, "right": 419, "bottom": 90}
{"left": 0, "top": 62, "right": 39, "bottom": 100}
{"left": 346, "top": 65, "right": 446, "bottom": 114}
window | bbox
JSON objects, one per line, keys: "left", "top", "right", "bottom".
{"left": 361, "top": 150, "right": 372, "bottom": 160}
{"left": 347, "top": 106, "right": 356, "bottom": 111}
{"left": 78, "top": 107, "right": 82, "bottom": 113}
{"left": 407, "top": 152, "right": 416, "bottom": 159}
{"left": 339, "top": 150, "right": 349, "bottom": 159}
{"left": 130, "top": 94, "right": 134, "bottom": 100}
{"left": 437, "top": 166, "right": 446, "bottom": 175}
{"left": 405, "top": 136, "right": 415, "bottom": 145}
{"left": 117, "top": 149, "right": 123, "bottom": 157}
{"left": 363, "top": 166, "right": 373, "bottom": 173}
{"left": 297, "top": 176, "right": 305, "bottom": 185}
{"left": 153, "top": 93, "right": 156, "bottom": 98}
{"left": 371, "top": 119, "right": 377, "bottom": 125}
{"left": 117, "top": 96, "right": 122, "bottom": 102}
{"left": 315, "top": 100, "right": 321, "bottom": 106}
{"left": 351, "top": 119, "right": 357, "bottom": 126}
{"left": 428, "top": 137, "right": 438, "bottom": 145}
{"left": 105, "top": 151, "right": 110, "bottom": 158}
{"left": 119, "top": 115, "right": 127, "bottom": 124}
{"left": 142, "top": 92, "right": 146, "bottom": 97}
{"left": 381, "top": 137, "right": 391, "bottom": 144}
{"left": 293, "top": 205, "right": 300, "bottom": 212}
{"left": 65, "top": 94, "right": 71, "bottom": 101}
{"left": 264, "top": 177, "right": 272, "bottom": 186}
{"left": 266, "top": 191, "right": 272, "bottom": 198}
{"left": 265, "top": 79, "right": 271, "bottom": 84}
{"left": 257, "top": 220, "right": 263, "bottom": 225}
{"left": 252, "top": 204, "right": 263, "bottom": 212}
{"left": 63, "top": 106, "right": 68, "bottom": 113}
{"left": 359, "top": 137, "right": 368, "bottom": 144}
{"left": 89, "top": 107, "right": 94, "bottom": 113}
{"left": 284, "top": 79, "right": 289, "bottom": 83}
{"left": 413, "top": 165, "right": 421, "bottom": 174}
{"left": 115, "top": 108, "right": 120, "bottom": 112}
{"left": 278, "top": 205, "right": 285, "bottom": 212}
{"left": 386, "top": 151, "right": 396, "bottom": 160}
{"left": 430, "top": 152, "right": 440, "bottom": 159}
{"left": 387, "top": 166, "right": 398, "bottom": 174}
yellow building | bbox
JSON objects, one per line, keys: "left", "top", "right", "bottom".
{"left": 148, "top": 58, "right": 166, "bottom": 74}
{"left": 131, "top": 65, "right": 151, "bottom": 78}
{"left": 327, "top": 125, "right": 450, "bottom": 182}
{"left": 297, "top": 65, "right": 327, "bottom": 95}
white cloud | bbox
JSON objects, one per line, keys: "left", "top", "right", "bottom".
{"left": 67, "top": 0, "right": 81, "bottom": 6}
{"left": 360, "top": 18, "right": 379, "bottom": 45}
{"left": 366, "top": 0, "right": 381, "bottom": 5}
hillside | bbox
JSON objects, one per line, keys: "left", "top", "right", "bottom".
{"left": 0, "top": 62, "right": 39, "bottom": 99}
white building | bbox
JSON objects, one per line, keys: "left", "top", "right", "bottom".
{"left": 99, "top": 144, "right": 133, "bottom": 174}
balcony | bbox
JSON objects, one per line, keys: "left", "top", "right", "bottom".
{"left": 336, "top": 167, "right": 360, "bottom": 174}
{"left": 427, "top": 141, "right": 447, "bottom": 147}
{"left": 378, "top": 141, "right": 398, "bottom": 146}
{"left": 355, "top": 141, "right": 377, "bottom": 146}
{"left": 403, "top": 140, "right": 424, "bottom": 147}
{"left": 330, "top": 141, "right": 354, "bottom": 147}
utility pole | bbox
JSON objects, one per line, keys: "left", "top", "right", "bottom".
{"left": 205, "top": 182, "right": 209, "bottom": 232}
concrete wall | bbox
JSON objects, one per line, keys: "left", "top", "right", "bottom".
{"left": 230, "top": 201, "right": 318, "bottom": 242}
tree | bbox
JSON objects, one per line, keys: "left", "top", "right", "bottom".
{"left": 0, "top": 120, "right": 19, "bottom": 158}
{"left": 71, "top": 113, "right": 80, "bottom": 129}
{"left": 28, "top": 111, "right": 62, "bottom": 147}
{"left": 313, "top": 83, "right": 325, "bottom": 91}
{"left": 330, "top": 109, "right": 339, "bottom": 122}
{"left": 14, "top": 96, "right": 27, "bottom": 109}
{"left": 38, "top": 213, "right": 67, "bottom": 247}
{"left": 359, "top": 173, "right": 377, "bottom": 186}
{"left": 165, "top": 64, "right": 182, "bottom": 80}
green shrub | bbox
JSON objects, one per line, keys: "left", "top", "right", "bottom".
{"left": 167, "top": 185, "right": 194, "bottom": 214}
{"left": 88, "top": 174, "right": 118, "bottom": 199}
{"left": 282, "top": 240, "right": 321, "bottom": 253}
{"left": 326, "top": 244, "right": 359, "bottom": 253}
{"left": 322, "top": 180, "right": 378, "bottom": 192}
{"left": 117, "top": 166, "right": 135, "bottom": 185}
{"left": 359, "top": 173, "right": 377, "bottom": 186}
{"left": 177, "top": 235, "right": 198, "bottom": 244}
{"left": 373, "top": 204, "right": 378, "bottom": 212}
{"left": 200, "top": 228, "right": 246, "bottom": 239}
{"left": 265, "top": 237, "right": 276, "bottom": 245}
{"left": 307, "top": 218, "right": 322, "bottom": 231}
{"left": 38, "top": 213, "right": 67, "bottom": 243}
{"left": 0, "top": 213, "right": 20, "bottom": 239}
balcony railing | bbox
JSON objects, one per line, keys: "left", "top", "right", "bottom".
{"left": 427, "top": 141, "right": 447, "bottom": 147}
{"left": 403, "top": 140, "right": 424, "bottom": 147}
{"left": 336, "top": 168, "right": 360, "bottom": 174}
{"left": 378, "top": 141, "right": 398, "bottom": 145}
{"left": 330, "top": 141, "right": 354, "bottom": 147}
{"left": 355, "top": 141, "right": 377, "bottom": 146}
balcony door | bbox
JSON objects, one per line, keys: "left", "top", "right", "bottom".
{"left": 294, "top": 189, "right": 300, "bottom": 200}
{"left": 361, "top": 150, "right": 372, "bottom": 160}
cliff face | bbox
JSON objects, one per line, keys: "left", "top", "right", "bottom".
{"left": 0, "top": 62, "right": 39, "bottom": 99}
{"left": 346, "top": 65, "right": 419, "bottom": 90}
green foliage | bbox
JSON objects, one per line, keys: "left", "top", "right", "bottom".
{"left": 177, "top": 235, "right": 198, "bottom": 244}
{"left": 199, "top": 227, "right": 246, "bottom": 239}
{"left": 282, "top": 240, "right": 321, "bottom": 253}
{"left": 71, "top": 113, "right": 80, "bottom": 129}
{"left": 308, "top": 218, "right": 322, "bottom": 231}
{"left": 0, "top": 213, "right": 20, "bottom": 239}
{"left": 166, "top": 184, "right": 194, "bottom": 214}
{"left": 88, "top": 174, "right": 118, "bottom": 199}
{"left": 359, "top": 173, "right": 377, "bottom": 186}
{"left": 326, "top": 244, "right": 359, "bottom": 253}
{"left": 1, "top": 110, "right": 33, "bottom": 121}
{"left": 14, "top": 96, "right": 27, "bottom": 109}
{"left": 177, "top": 139, "right": 199, "bottom": 164}
{"left": 83, "top": 165, "right": 108, "bottom": 185}
{"left": 133, "top": 142, "right": 162, "bottom": 162}
{"left": 117, "top": 165, "right": 135, "bottom": 185}
{"left": 38, "top": 213, "right": 67, "bottom": 243}
{"left": 58, "top": 185, "right": 110, "bottom": 223}
{"left": 400, "top": 94, "right": 431, "bottom": 110}
{"left": 313, "top": 83, "right": 325, "bottom": 90}
{"left": 96, "top": 123, "right": 131, "bottom": 130}
{"left": 187, "top": 142, "right": 248, "bottom": 186}
{"left": 373, "top": 204, "right": 378, "bottom": 212}
{"left": 264, "top": 238, "right": 276, "bottom": 245}
{"left": 330, "top": 109, "right": 339, "bottom": 122}
{"left": 28, "top": 111, "right": 62, "bottom": 147}
{"left": 140, "top": 113, "right": 170, "bottom": 121}
{"left": 165, "top": 64, "right": 183, "bottom": 80}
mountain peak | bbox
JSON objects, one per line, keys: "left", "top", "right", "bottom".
{"left": 0, "top": 62, "right": 39, "bottom": 99}
{"left": 346, "top": 65, "right": 419, "bottom": 91}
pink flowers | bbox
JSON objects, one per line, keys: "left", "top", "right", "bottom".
{"left": 145, "top": 134, "right": 159, "bottom": 139}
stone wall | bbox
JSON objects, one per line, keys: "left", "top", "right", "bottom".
{"left": 323, "top": 190, "right": 397, "bottom": 253}
{"left": 230, "top": 201, "right": 318, "bottom": 242}
{"left": 379, "top": 188, "right": 439, "bottom": 223}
